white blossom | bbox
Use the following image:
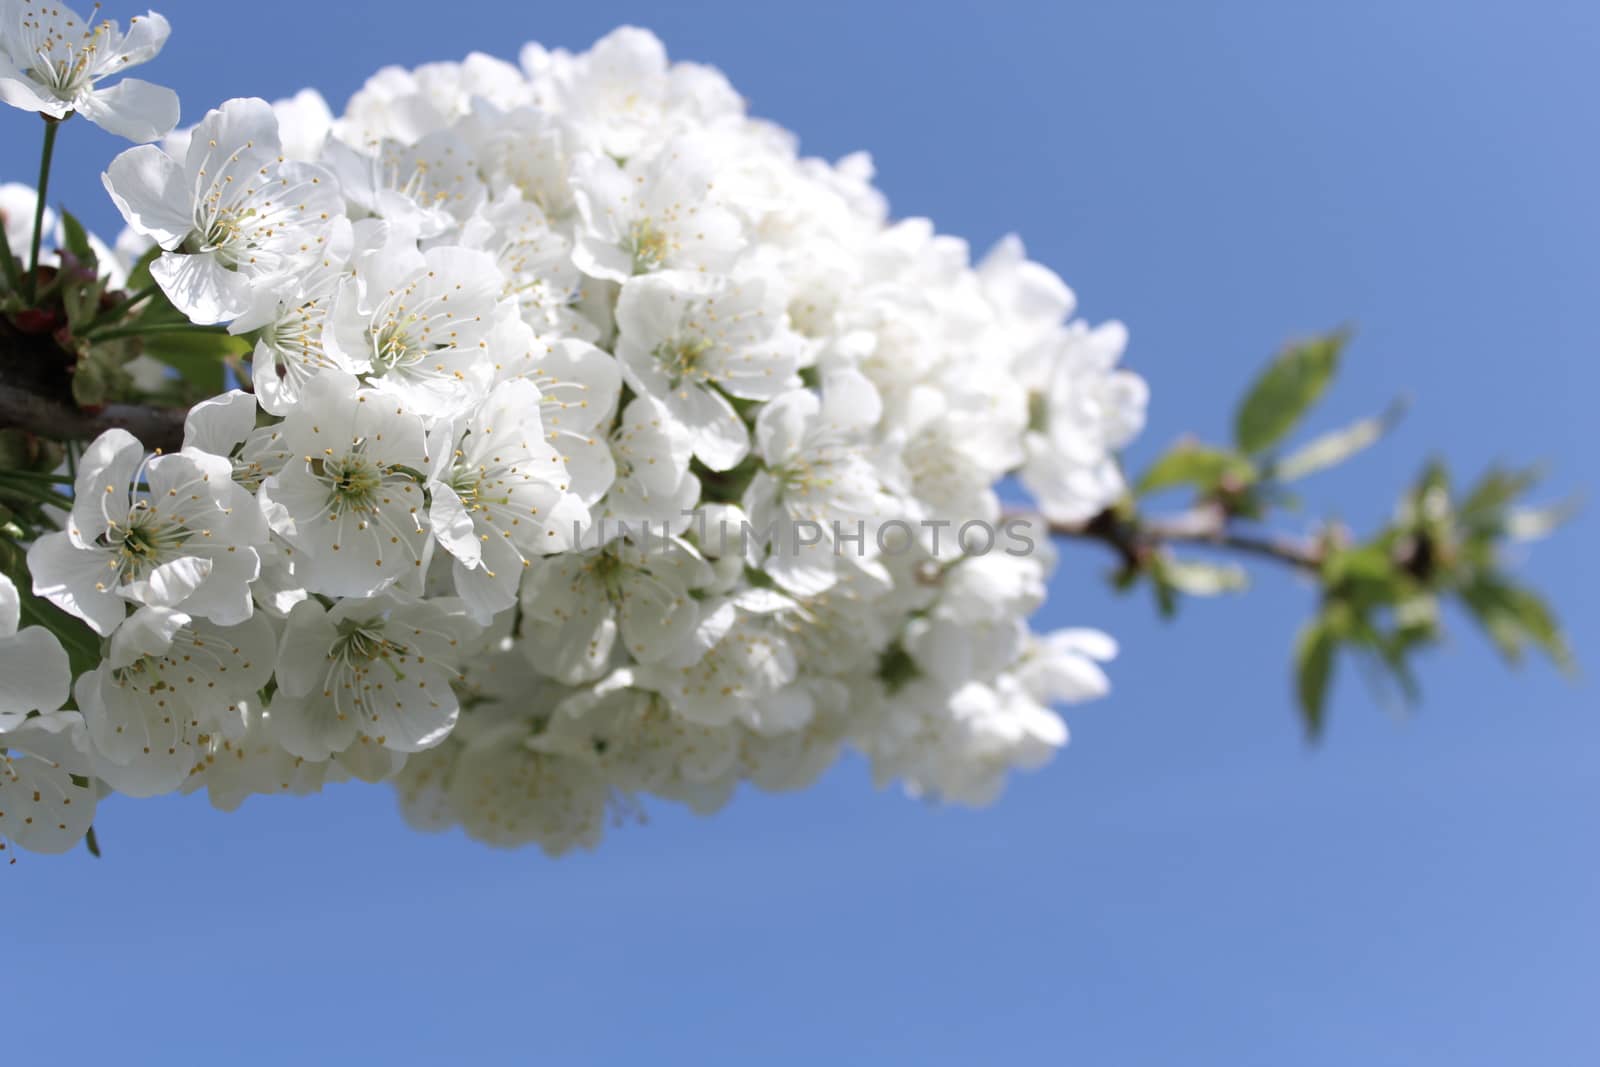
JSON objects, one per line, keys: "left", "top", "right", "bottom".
{"left": 614, "top": 269, "right": 800, "bottom": 470}
{"left": 428, "top": 377, "right": 589, "bottom": 622}
{"left": 103, "top": 97, "right": 344, "bottom": 323}
{"left": 0, "top": 2, "right": 178, "bottom": 140}
{"left": 75, "top": 605, "right": 274, "bottom": 796}
{"left": 257, "top": 371, "right": 434, "bottom": 598}
{"left": 269, "top": 591, "right": 478, "bottom": 760}
{"left": 0, "top": 21, "right": 1151, "bottom": 853}
{"left": 28, "top": 429, "right": 267, "bottom": 635}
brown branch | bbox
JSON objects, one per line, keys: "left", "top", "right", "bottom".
{"left": 0, "top": 311, "right": 189, "bottom": 453}
{"left": 0, "top": 381, "right": 187, "bottom": 453}
{"left": 1039, "top": 501, "right": 1324, "bottom": 573}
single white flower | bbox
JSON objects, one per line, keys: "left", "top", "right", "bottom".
{"left": 102, "top": 96, "right": 344, "bottom": 323}
{"left": 570, "top": 139, "right": 743, "bottom": 283}
{"left": 460, "top": 197, "right": 589, "bottom": 339}
{"left": 269, "top": 591, "right": 478, "bottom": 760}
{"left": 632, "top": 605, "right": 805, "bottom": 731}
{"left": 886, "top": 373, "right": 1026, "bottom": 550}
{"left": 591, "top": 395, "right": 700, "bottom": 537}
{"left": 532, "top": 26, "right": 741, "bottom": 160}
{"left": 427, "top": 377, "right": 590, "bottom": 623}
{"left": 866, "top": 675, "right": 1067, "bottom": 807}
{"left": 233, "top": 215, "right": 355, "bottom": 416}
{"left": 1018, "top": 320, "right": 1148, "bottom": 523}
{"left": 443, "top": 719, "right": 609, "bottom": 854}
{"left": 28, "top": 428, "right": 267, "bottom": 636}
{"left": 520, "top": 535, "right": 711, "bottom": 684}
{"left": 614, "top": 269, "right": 801, "bottom": 471}
{"left": 1016, "top": 628, "right": 1118, "bottom": 706}
{"left": 326, "top": 130, "right": 486, "bottom": 239}
{"left": 490, "top": 328, "right": 621, "bottom": 505}
{"left": 743, "top": 384, "right": 890, "bottom": 595}
{"left": 257, "top": 371, "right": 434, "bottom": 599}
{"left": 325, "top": 242, "right": 503, "bottom": 418}
{"left": 475, "top": 105, "right": 579, "bottom": 223}
{"left": 901, "top": 551, "right": 1054, "bottom": 691}
{"left": 75, "top": 605, "right": 275, "bottom": 797}
{"left": 0, "top": 2, "right": 178, "bottom": 141}
{"left": 976, "top": 235, "right": 1076, "bottom": 353}
{"left": 0, "top": 710, "right": 97, "bottom": 855}
{"left": 182, "top": 703, "right": 353, "bottom": 812}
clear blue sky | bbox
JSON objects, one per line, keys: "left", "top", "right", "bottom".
{"left": 6, "top": 2, "right": 1596, "bottom": 1063}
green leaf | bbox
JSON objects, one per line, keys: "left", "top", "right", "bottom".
{"left": 1502, "top": 584, "right": 1574, "bottom": 671}
{"left": 1136, "top": 443, "right": 1253, "bottom": 496}
{"left": 1295, "top": 619, "right": 1337, "bottom": 739}
{"left": 139, "top": 329, "right": 250, "bottom": 396}
{"left": 1234, "top": 331, "right": 1347, "bottom": 455}
{"left": 1274, "top": 398, "right": 1407, "bottom": 482}
{"left": 1458, "top": 466, "right": 1541, "bottom": 532}
{"left": 57, "top": 212, "right": 108, "bottom": 329}
{"left": 124, "top": 243, "right": 162, "bottom": 292}
{"left": 1147, "top": 558, "right": 1180, "bottom": 619}
{"left": 1458, "top": 575, "right": 1573, "bottom": 671}
{"left": 58, "top": 209, "right": 96, "bottom": 266}
{"left": 1321, "top": 544, "right": 1402, "bottom": 601}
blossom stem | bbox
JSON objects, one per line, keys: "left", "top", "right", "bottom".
{"left": 86, "top": 321, "right": 227, "bottom": 341}
{"left": 0, "top": 471, "right": 74, "bottom": 509}
{"left": 26, "top": 117, "right": 61, "bottom": 303}
{"left": 0, "top": 468, "right": 74, "bottom": 483}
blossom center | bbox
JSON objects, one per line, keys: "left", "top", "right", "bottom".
{"left": 20, "top": 15, "right": 110, "bottom": 98}
{"left": 627, "top": 218, "right": 671, "bottom": 273}
{"left": 315, "top": 452, "right": 386, "bottom": 514}
{"left": 652, "top": 335, "right": 712, "bottom": 384}
{"left": 102, "top": 504, "right": 192, "bottom": 584}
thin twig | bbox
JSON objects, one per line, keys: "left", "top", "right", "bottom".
{"left": 1037, "top": 501, "right": 1324, "bottom": 573}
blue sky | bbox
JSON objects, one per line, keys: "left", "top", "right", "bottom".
{"left": 5, "top": 1, "right": 1596, "bottom": 1063}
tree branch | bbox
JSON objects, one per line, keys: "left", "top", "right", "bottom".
{"left": 1039, "top": 501, "right": 1324, "bottom": 573}
{"left": 0, "top": 381, "right": 186, "bottom": 453}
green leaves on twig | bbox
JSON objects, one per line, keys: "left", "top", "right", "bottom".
{"left": 1234, "top": 331, "right": 1347, "bottom": 455}
{"left": 1116, "top": 329, "right": 1572, "bottom": 740}
{"left": 1294, "top": 461, "right": 1574, "bottom": 738}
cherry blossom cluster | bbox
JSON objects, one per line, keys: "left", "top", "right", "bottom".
{"left": 1, "top": 12, "right": 1147, "bottom": 855}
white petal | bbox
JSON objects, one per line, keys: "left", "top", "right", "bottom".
{"left": 150, "top": 252, "right": 253, "bottom": 325}
{"left": 427, "top": 483, "right": 481, "bottom": 567}
{"left": 101, "top": 144, "right": 190, "bottom": 247}
{"left": 0, "top": 626, "right": 71, "bottom": 716}
{"left": 0, "top": 572, "right": 17, "bottom": 636}
{"left": 183, "top": 390, "right": 258, "bottom": 454}
{"left": 120, "top": 555, "right": 212, "bottom": 609}
{"left": 27, "top": 532, "right": 126, "bottom": 637}
{"left": 116, "top": 11, "right": 173, "bottom": 65}
{"left": 78, "top": 78, "right": 180, "bottom": 142}
{"left": 677, "top": 385, "right": 749, "bottom": 472}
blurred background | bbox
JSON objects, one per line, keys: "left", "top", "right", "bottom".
{"left": 5, "top": 1, "right": 1595, "bottom": 1063}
